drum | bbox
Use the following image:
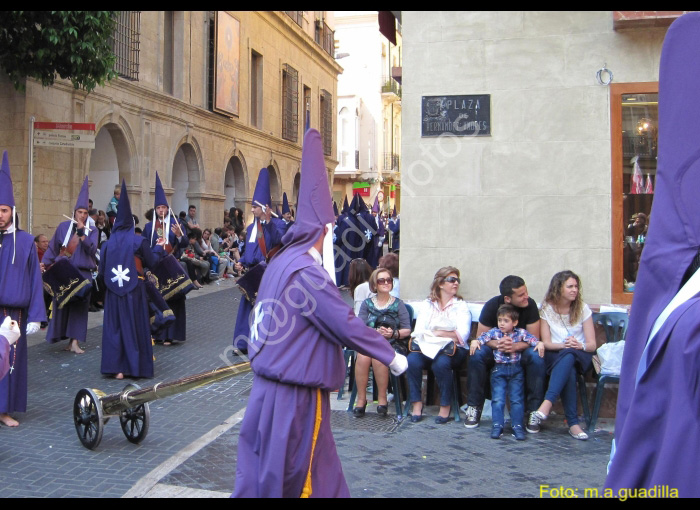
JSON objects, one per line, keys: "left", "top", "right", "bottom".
{"left": 42, "top": 258, "right": 92, "bottom": 309}
{"left": 143, "top": 274, "right": 176, "bottom": 333}
{"left": 150, "top": 254, "right": 194, "bottom": 301}
{"left": 236, "top": 261, "right": 267, "bottom": 305}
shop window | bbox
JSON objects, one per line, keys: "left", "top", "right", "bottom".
{"left": 610, "top": 83, "right": 659, "bottom": 303}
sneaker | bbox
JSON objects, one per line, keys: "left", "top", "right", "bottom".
{"left": 512, "top": 425, "right": 526, "bottom": 441}
{"left": 526, "top": 412, "right": 541, "bottom": 434}
{"left": 490, "top": 425, "right": 503, "bottom": 439}
{"left": 464, "top": 406, "right": 482, "bottom": 429}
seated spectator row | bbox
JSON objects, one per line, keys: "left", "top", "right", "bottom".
{"left": 350, "top": 260, "right": 597, "bottom": 442}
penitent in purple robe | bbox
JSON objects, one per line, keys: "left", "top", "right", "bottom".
{"left": 0, "top": 336, "right": 10, "bottom": 381}
{"left": 142, "top": 219, "right": 188, "bottom": 342}
{"left": 0, "top": 230, "right": 47, "bottom": 413}
{"left": 99, "top": 235, "right": 165, "bottom": 378}
{"left": 232, "top": 129, "right": 397, "bottom": 498}
{"left": 604, "top": 12, "right": 700, "bottom": 498}
{"left": 42, "top": 220, "right": 97, "bottom": 344}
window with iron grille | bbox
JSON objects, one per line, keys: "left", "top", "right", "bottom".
{"left": 320, "top": 89, "right": 332, "bottom": 156}
{"left": 111, "top": 11, "right": 141, "bottom": 81}
{"left": 282, "top": 64, "right": 299, "bottom": 142}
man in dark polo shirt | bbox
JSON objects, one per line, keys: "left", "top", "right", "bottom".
{"left": 465, "top": 275, "right": 545, "bottom": 432}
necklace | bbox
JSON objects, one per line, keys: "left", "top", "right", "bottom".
{"left": 373, "top": 295, "right": 394, "bottom": 309}
{"left": 2, "top": 308, "right": 21, "bottom": 375}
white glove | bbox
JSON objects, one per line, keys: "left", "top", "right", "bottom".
{"left": 25, "top": 322, "right": 41, "bottom": 335}
{"left": 0, "top": 317, "right": 21, "bottom": 346}
{"left": 389, "top": 352, "right": 408, "bottom": 376}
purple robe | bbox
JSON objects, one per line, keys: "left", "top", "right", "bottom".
{"left": 142, "top": 220, "right": 189, "bottom": 342}
{"left": 42, "top": 220, "right": 97, "bottom": 344}
{"left": 0, "top": 230, "right": 46, "bottom": 413}
{"left": 232, "top": 254, "right": 396, "bottom": 498}
{"left": 0, "top": 336, "right": 9, "bottom": 381}
{"left": 232, "top": 219, "right": 282, "bottom": 350}
{"left": 99, "top": 234, "right": 164, "bottom": 378}
{"left": 605, "top": 12, "right": 700, "bottom": 498}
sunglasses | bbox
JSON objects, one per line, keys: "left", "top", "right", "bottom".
{"left": 444, "top": 276, "right": 461, "bottom": 284}
{"left": 376, "top": 278, "right": 393, "bottom": 285}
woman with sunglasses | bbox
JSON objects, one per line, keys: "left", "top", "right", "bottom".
{"left": 408, "top": 267, "right": 471, "bottom": 423}
{"left": 354, "top": 268, "right": 412, "bottom": 416}
{"left": 531, "top": 270, "right": 595, "bottom": 440}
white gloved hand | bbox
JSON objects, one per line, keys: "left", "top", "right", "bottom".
{"left": 25, "top": 322, "right": 41, "bottom": 335}
{"left": 0, "top": 317, "right": 21, "bottom": 346}
{"left": 389, "top": 352, "right": 408, "bottom": 376}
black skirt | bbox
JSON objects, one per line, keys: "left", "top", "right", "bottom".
{"left": 544, "top": 348, "right": 593, "bottom": 376}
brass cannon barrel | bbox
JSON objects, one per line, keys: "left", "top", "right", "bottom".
{"left": 100, "top": 362, "right": 251, "bottom": 416}
{"left": 74, "top": 361, "right": 251, "bottom": 450}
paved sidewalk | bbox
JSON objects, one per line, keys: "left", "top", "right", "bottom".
{"left": 2, "top": 278, "right": 615, "bottom": 498}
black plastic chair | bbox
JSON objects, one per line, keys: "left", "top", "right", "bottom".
{"left": 587, "top": 312, "right": 629, "bottom": 430}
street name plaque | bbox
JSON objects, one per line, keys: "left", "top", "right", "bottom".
{"left": 421, "top": 95, "right": 491, "bottom": 137}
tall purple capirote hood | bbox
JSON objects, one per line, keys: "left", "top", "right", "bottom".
{"left": 0, "top": 151, "right": 15, "bottom": 208}
{"left": 612, "top": 11, "right": 700, "bottom": 445}
{"left": 74, "top": 175, "right": 90, "bottom": 211}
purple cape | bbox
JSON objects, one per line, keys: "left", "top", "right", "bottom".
{"left": 605, "top": 12, "right": 700, "bottom": 497}
{"left": 42, "top": 220, "right": 98, "bottom": 344}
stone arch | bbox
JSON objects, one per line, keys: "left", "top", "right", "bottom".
{"left": 88, "top": 117, "right": 136, "bottom": 214}
{"left": 170, "top": 138, "right": 202, "bottom": 216}
{"left": 223, "top": 150, "right": 248, "bottom": 212}
{"left": 266, "top": 161, "right": 281, "bottom": 209}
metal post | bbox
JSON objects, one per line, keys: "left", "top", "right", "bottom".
{"left": 28, "top": 116, "right": 35, "bottom": 232}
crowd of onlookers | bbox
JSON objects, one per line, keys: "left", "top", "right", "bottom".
{"left": 349, "top": 258, "right": 598, "bottom": 442}
{"left": 34, "top": 194, "right": 255, "bottom": 324}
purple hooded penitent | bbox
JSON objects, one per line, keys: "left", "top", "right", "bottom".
{"left": 42, "top": 175, "right": 97, "bottom": 345}
{"left": 141, "top": 172, "right": 189, "bottom": 343}
{"left": 99, "top": 181, "right": 164, "bottom": 378}
{"left": 232, "top": 129, "right": 396, "bottom": 498}
{"left": 0, "top": 151, "right": 46, "bottom": 414}
{"left": 604, "top": 12, "right": 700, "bottom": 498}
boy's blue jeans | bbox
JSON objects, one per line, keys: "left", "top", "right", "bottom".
{"left": 490, "top": 362, "right": 525, "bottom": 428}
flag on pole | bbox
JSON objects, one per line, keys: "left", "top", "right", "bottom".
{"left": 645, "top": 174, "right": 654, "bottom": 194}
{"left": 630, "top": 159, "right": 644, "bottom": 194}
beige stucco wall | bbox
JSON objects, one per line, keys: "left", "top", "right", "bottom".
{"left": 400, "top": 11, "right": 667, "bottom": 304}
{"left": 0, "top": 11, "right": 340, "bottom": 235}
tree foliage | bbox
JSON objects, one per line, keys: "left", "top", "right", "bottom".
{"left": 0, "top": 11, "right": 119, "bottom": 93}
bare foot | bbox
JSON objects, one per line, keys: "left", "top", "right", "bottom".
{"left": 163, "top": 341, "right": 172, "bottom": 346}
{"left": 0, "top": 413, "right": 19, "bottom": 427}
{"left": 115, "top": 373, "right": 124, "bottom": 380}
{"left": 68, "top": 340, "right": 84, "bottom": 354}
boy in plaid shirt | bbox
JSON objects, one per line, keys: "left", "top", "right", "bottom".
{"left": 476, "top": 304, "right": 542, "bottom": 440}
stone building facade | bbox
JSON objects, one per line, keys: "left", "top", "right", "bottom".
{"left": 0, "top": 11, "right": 341, "bottom": 234}
{"left": 400, "top": 11, "right": 689, "bottom": 305}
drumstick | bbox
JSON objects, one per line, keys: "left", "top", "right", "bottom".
{"left": 253, "top": 201, "right": 279, "bottom": 218}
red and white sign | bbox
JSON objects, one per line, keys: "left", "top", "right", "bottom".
{"left": 33, "top": 122, "right": 95, "bottom": 131}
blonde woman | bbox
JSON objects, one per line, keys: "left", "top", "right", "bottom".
{"left": 531, "top": 270, "right": 595, "bottom": 440}
{"left": 408, "top": 267, "right": 471, "bottom": 424}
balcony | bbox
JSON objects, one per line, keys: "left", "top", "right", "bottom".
{"left": 383, "top": 152, "right": 400, "bottom": 172}
{"left": 315, "top": 19, "right": 334, "bottom": 57}
{"left": 381, "top": 76, "right": 401, "bottom": 99}
{"left": 285, "top": 11, "right": 304, "bottom": 27}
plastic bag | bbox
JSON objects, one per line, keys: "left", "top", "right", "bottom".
{"left": 596, "top": 341, "right": 625, "bottom": 375}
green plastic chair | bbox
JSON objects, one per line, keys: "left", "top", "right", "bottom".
{"left": 588, "top": 312, "right": 629, "bottom": 430}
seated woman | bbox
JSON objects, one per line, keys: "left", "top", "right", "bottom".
{"left": 408, "top": 266, "right": 471, "bottom": 424}
{"left": 354, "top": 267, "right": 412, "bottom": 416}
{"left": 378, "top": 252, "right": 400, "bottom": 298}
{"left": 349, "top": 258, "right": 373, "bottom": 316}
{"left": 532, "top": 270, "right": 595, "bottom": 440}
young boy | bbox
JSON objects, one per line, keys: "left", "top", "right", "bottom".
{"left": 476, "top": 304, "right": 542, "bottom": 440}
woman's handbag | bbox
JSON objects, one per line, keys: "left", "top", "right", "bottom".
{"left": 408, "top": 336, "right": 456, "bottom": 357}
